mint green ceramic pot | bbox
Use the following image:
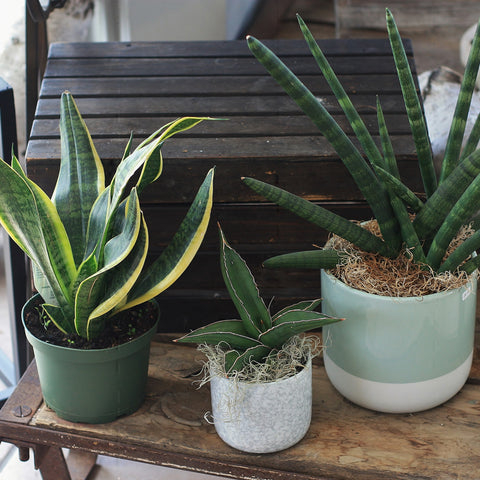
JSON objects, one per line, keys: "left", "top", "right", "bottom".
{"left": 321, "top": 270, "right": 477, "bottom": 413}
{"left": 22, "top": 295, "right": 159, "bottom": 424}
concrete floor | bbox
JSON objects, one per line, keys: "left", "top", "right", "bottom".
{"left": 0, "top": 0, "right": 472, "bottom": 478}
{"left": 0, "top": 449, "right": 229, "bottom": 480}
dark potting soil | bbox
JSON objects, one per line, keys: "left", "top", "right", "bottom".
{"left": 24, "top": 297, "right": 158, "bottom": 349}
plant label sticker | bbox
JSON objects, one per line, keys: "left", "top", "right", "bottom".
{"left": 463, "top": 285, "right": 472, "bottom": 301}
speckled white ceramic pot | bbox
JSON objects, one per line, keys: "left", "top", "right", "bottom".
{"left": 210, "top": 358, "right": 312, "bottom": 453}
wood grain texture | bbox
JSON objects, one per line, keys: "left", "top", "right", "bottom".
{"left": 335, "top": 0, "right": 480, "bottom": 32}
{"left": 0, "top": 362, "right": 42, "bottom": 425}
{"left": 19, "top": 335, "right": 480, "bottom": 480}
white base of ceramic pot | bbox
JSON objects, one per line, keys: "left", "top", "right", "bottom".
{"left": 324, "top": 350, "right": 473, "bottom": 413}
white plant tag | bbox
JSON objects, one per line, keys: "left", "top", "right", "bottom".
{"left": 462, "top": 285, "right": 472, "bottom": 301}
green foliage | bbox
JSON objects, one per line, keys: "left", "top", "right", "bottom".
{"left": 0, "top": 92, "right": 215, "bottom": 340}
{"left": 243, "top": 11, "right": 480, "bottom": 275}
{"left": 176, "top": 226, "right": 342, "bottom": 373}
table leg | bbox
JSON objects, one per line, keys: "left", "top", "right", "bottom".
{"left": 33, "top": 445, "right": 71, "bottom": 480}
{"left": 66, "top": 450, "right": 98, "bottom": 480}
{"left": 32, "top": 446, "right": 97, "bottom": 480}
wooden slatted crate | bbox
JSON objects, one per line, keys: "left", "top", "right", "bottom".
{"left": 26, "top": 39, "right": 422, "bottom": 331}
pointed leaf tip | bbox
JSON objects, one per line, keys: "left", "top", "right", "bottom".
{"left": 218, "top": 224, "right": 271, "bottom": 334}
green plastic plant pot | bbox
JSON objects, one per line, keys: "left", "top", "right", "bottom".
{"left": 321, "top": 270, "right": 477, "bottom": 413}
{"left": 22, "top": 294, "right": 159, "bottom": 424}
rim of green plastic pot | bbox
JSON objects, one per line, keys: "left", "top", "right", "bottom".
{"left": 22, "top": 294, "right": 160, "bottom": 361}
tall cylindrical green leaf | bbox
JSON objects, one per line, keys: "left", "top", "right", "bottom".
{"left": 386, "top": 9, "right": 437, "bottom": 198}
{"left": 440, "top": 19, "right": 480, "bottom": 182}
{"left": 247, "top": 34, "right": 400, "bottom": 253}
{"left": 413, "top": 148, "right": 480, "bottom": 239}
{"left": 426, "top": 173, "right": 480, "bottom": 270}
{"left": 243, "top": 176, "right": 396, "bottom": 258}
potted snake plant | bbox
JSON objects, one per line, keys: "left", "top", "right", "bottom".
{"left": 0, "top": 92, "right": 214, "bottom": 423}
{"left": 176, "top": 225, "right": 342, "bottom": 453}
{"left": 242, "top": 10, "right": 480, "bottom": 413}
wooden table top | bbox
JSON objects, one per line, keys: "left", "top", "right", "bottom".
{"left": 24, "top": 39, "right": 424, "bottom": 331}
{"left": 0, "top": 330, "right": 480, "bottom": 480}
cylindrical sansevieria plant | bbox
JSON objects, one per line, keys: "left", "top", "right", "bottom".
{"left": 242, "top": 10, "right": 480, "bottom": 276}
{"left": 0, "top": 91, "right": 214, "bottom": 340}
{"left": 176, "top": 225, "right": 342, "bottom": 374}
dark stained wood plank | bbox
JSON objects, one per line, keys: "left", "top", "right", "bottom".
{"left": 33, "top": 94, "right": 407, "bottom": 118}
{"left": 29, "top": 113, "right": 412, "bottom": 139}
{"left": 25, "top": 140, "right": 422, "bottom": 204}
{"left": 39, "top": 74, "right": 405, "bottom": 98}
{"left": 143, "top": 202, "right": 372, "bottom": 245}
{"left": 146, "top": 199, "right": 453, "bottom": 256}
{"left": 43, "top": 56, "right": 406, "bottom": 78}
{"left": 26, "top": 135, "right": 419, "bottom": 163}
{"left": 47, "top": 38, "right": 413, "bottom": 59}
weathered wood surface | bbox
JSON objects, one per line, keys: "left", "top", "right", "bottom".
{"left": 1, "top": 330, "right": 480, "bottom": 480}
{"left": 333, "top": 0, "right": 480, "bottom": 74}
{"left": 335, "top": 0, "right": 480, "bottom": 33}
{"left": 26, "top": 39, "right": 422, "bottom": 330}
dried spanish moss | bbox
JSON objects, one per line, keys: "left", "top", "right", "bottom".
{"left": 326, "top": 220, "right": 473, "bottom": 297}
{"left": 196, "top": 335, "right": 322, "bottom": 386}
